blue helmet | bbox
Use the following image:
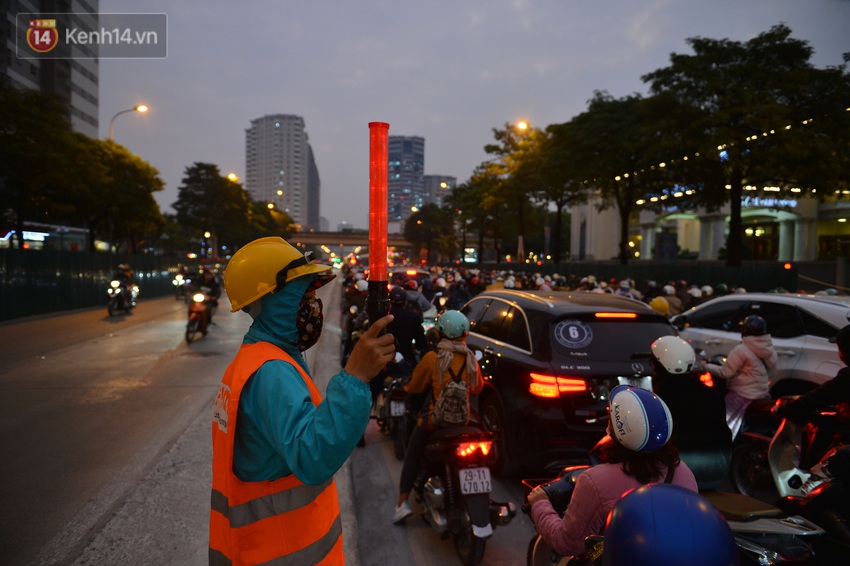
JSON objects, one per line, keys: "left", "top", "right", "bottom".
{"left": 604, "top": 484, "right": 738, "bottom": 566}
{"left": 741, "top": 314, "right": 767, "bottom": 337}
{"left": 437, "top": 310, "right": 470, "bottom": 339}
{"left": 608, "top": 385, "right": 672, "bottom": 453}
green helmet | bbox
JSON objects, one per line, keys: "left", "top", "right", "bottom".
{"left": 437, "top": 310, "right": 470, "bottom": 339}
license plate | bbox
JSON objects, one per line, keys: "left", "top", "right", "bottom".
{"left": 459, "top": 467, "right": 492, "bottom": 495}
{"left": 390, "top": 400, "right": 405, "bottom": 417}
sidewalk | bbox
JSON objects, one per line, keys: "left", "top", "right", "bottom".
{"left": 69, "top": 279, "right": 362, "bottom": 565}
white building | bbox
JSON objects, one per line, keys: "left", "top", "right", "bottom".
{"left": 571, "top": 192, "right": 841, "bottom": 262}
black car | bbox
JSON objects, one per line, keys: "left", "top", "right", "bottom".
{"left": 459, "top": 289, "right": 677, "bottom": 474}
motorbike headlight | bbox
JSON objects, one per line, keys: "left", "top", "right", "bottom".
{"left": 110, "top": 280, "right": 120, "bottom": 288}
{"left": 192, "top": 293, "right": 206, "bottom": 303}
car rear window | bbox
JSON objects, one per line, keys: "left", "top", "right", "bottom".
{"left": 551, "top": 317, "right": 675, "bottom": 359}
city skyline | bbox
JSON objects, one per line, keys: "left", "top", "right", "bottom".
{"left": 98, "top": 0, "right": 850, "bottom": 231}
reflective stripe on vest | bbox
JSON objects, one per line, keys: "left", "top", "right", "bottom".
{"left": 209, "top": 342, "right": 343, "bottom": 566}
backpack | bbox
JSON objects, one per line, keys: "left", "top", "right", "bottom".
{"left": 431, "top": 364, "right": 469, "bottom": 427}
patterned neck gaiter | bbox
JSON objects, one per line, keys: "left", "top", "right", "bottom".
{"left": 296, "top": 295, "right": 323, "bottom": 351}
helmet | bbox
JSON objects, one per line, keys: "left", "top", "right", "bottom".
{"left": 741, "top": 314, "right": 767, "bottom": 336}
{"left": 224, "top": 237, "right": 333, "bottom": 312}
{"left": 504, "top": 278, "right": 516, "bottom": 289}
{"left": 406, "top": 279, "right": 419, "bottom": 291}
{"left": 649, "top": 296, "right": 670, "bottom": 316}
{"left": 663, "top": 284, "right": 675, "bottom": 295}
{"left": 688, "top": 286, "right": 702, "bottom": 298}
{"left": 701, "top": 285, "right": 713, "bottom": 297}
{"left": 608, "top": 385, "right": 672, "bottom": 453}
{"left": 603, "top": 484, "right": 737, "bottom": 566}
{"left": 436, "top": 310, "right": 470, "bottom": 339}
{"left": 714, "top": 283, "right": 729, "bottom": 296}
{"left": 436, "top": 277, "right": 447, "bottom": 288}
{"left": 651, "top": 336, "right": 695, "bottom": 375}
{"left": 619, "top": 280, "right": 631, "bottom": 289}
{"left": 355, "top": 279, "right": 369, "bottom": 292}
{"left": 389, "top": 285, "right": 407, "bottom": 308}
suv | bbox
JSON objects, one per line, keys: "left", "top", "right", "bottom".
{"left": 671, "top": 293, "right": 850, "bottom": 397}
{"left": 459, "top": 289, "right": 676, "bottom": 474}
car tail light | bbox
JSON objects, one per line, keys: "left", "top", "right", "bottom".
{"left": 699, "top": 371, "right": 714, "bottom": 388}
{"left": 529, "top": 373, "right": 588, "bottom": 398}
{"left": 406, "top": 269, "right": 417, "bottom": 276}
{"left": 594, "top": 312, "right": 637, "bottom": 319}
{"left": 456, "top": 441, "right": 492, "bottom": 457}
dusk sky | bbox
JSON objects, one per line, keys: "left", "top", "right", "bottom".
{"left": 98, "top": 0, "right": 850, "bottom": 230}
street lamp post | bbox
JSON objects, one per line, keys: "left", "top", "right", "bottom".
{"left": 108, "top": 104, "right": 148, "bottom": 140}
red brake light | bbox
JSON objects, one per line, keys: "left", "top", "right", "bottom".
{"left": 456, "top": 441, "right": 492, "bottom": 457}
{"left": 595, "top": 312, "right": 637, "bottom": 319}
{"left": 529, "top": 373, "right": 587, "bottom": 398}
{"left": 699, "top": 371, "right": 714, "bottom": 388}
{"left": 406, "top": 269, "right": 417, "bottom": 276}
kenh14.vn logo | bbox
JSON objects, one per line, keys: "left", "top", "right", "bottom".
{"left": 26, "top": 19, "right": 58, "bottom": 53}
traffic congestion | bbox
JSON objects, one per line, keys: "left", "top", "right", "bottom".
{"left": 336, "top": 261, "right": 850, "bottom": 565}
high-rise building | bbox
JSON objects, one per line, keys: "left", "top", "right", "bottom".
{"left": 388, "top": 135, "right": 425, "bottom": 225}
{"left": 424, "top": 175, "right": 456, "bottom": 208}
{"left": 1, "top": 1, "right": 100, "bottom": 138}
{"left": 245, "top": 114, "right": 320, "bottom": 230}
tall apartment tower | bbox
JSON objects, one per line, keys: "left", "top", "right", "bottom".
{"left": 245, "top": 114, "right": 320, "bottom": 230}
{"left": 1, "top": 0, "right": 100, "bottom": 138}
{"left": 388, "top": 135, "right": 425, "bottom": 225}
{"left": 424, "top": 175, "right": 456, "bottom": 208}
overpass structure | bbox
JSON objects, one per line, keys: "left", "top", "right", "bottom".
{"left": 288, "top": 231, "right": 413, "bottom": 249}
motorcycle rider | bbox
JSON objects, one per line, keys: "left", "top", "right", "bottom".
{"left": 392, "top": 310, "right": 484, "bottom": 523}
{"left": 774, "top": 323, "right": 850, "bottom": 462}
{"left": 194, "top": 267, "right": 222, "bottom": 327}
{"left": 387, "top": 285, "right": 427, "bottom": 370}
{"left": 209, "top": 236, "right": 395, "bottom": 565}
{"left": 702, "top": 314, "right": 777, "bottom": 439}
{"left": 651, "top": 336, "right": 733, "bottom": 489}
{"left": 663, "top": 284, "right": 684, "bottom": 316}
{"left": 528, "top": 386, "right": 697, "bottom": 558}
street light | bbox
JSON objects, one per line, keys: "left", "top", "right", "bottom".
{"left": 109, "top": 104, "right": 149, "bottom": 140}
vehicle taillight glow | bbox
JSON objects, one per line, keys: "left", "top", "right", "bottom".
{"left": 699, "top": 371, "right": 714, "bottom": 388}
{"left": 529, "top": 373, "right": 587, "bottom": 398}
{"left": 594, "top": 312, "right": 637, "bottom": 319}
{"left": 456, "top": 441, "right": 492, "bottom": 457}
{"left": 406, "top": 269, "right": 417, "bottom": 276}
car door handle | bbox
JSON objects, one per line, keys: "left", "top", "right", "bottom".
{"left": 776, "top": 349, "right": 797, "bottom": 357}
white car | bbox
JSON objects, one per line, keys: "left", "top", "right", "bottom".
{"left": 671, "top": 292, "right": 850, "bottom": 396}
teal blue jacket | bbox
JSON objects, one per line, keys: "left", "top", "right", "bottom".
{"left": 232, "top": 274, "right": 372, "bottom": 485}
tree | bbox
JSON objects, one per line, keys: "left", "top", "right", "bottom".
{"left": 556, "top": 91, "right": 672, "bottom": 264}
{"left": 448, "top": 167, "right": 513, "bottom": 264}
{"left": 642, "top": 24, "right": 850, "bottom": 265}
{"left": 483, "top": 122, "right": 541, "bottom": 261}
{"left": 82, "top": 140, "right": 164, "bottom": 252}
{"left": 403, "top": 203, "right": 454, "bottom": 263}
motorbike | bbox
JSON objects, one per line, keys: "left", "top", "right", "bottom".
{"left": 734, "top": 398, "right": 850, "bottom": 563}
{"left": 413, "top": 425, "right": 515, "bottom": 565}
{"left": 107, "top": 279, "right": 138, "bottom": 316}
{"left": 521, "top": 460, "right": 824, "bottom": 566}
{"left": 185, "top": 286, "right": 214, "bottom": 343}
{"left": 172, "top": 273, "right": 193, "bottom": 300}
{"left": 375, "top": 366, "right": 427, "bottom": 460}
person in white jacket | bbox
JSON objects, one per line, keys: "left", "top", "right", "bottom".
{"left": 702, "top": 314, "right": 778, "bottom": 439}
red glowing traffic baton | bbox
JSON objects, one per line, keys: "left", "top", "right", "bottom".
{"left": 366, "top": 121, "right": 390, "bottom": 324}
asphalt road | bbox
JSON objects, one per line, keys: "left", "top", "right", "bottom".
{"left": 0, "top": 279, "right": 537, "bottom": 566}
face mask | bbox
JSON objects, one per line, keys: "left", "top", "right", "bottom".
{"left": 296, "top": 294, "right": 323, "bottom": 351}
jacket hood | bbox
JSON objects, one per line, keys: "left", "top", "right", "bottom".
{"left": 243, "top": 273, "right": 315, "bottom": 358}
{"left": 743, "top": 334, "right": 776, "bottom": 367}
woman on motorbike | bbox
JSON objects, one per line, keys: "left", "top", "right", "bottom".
{"left": 527, "top": 386, "right": 697, "bottom": 558}
{"left": 701, "top": 314, "right": 777, "bottom": 439}
{"left": 391, "top": 310, "right": 484, "bottom": 523}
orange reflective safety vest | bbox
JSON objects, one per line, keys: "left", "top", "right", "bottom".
{"left": 210, "top": 342, "right": 344, "bottom": 566}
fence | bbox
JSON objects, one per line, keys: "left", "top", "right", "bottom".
{"left": 0, "top": 250, "right": 181, "bottom": 321}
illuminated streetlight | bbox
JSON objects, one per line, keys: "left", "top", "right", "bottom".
{"left": 267, "top": 203, "right": 275, "bottom": 210}
{"left": 108, "top": 104, "right": 149, "bottom": 140}
{"left": 516, "top": 120, "right": 529, "bottom": 131}
{"left": 227, "top": 173, "right": 239, "bottom": 182}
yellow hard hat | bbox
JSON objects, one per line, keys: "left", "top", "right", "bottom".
{"left": 649, "top": 296, "right": 670, "bottom": 316}
{"left": 224, "top": 237, "right": 333, "bottom": 312}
